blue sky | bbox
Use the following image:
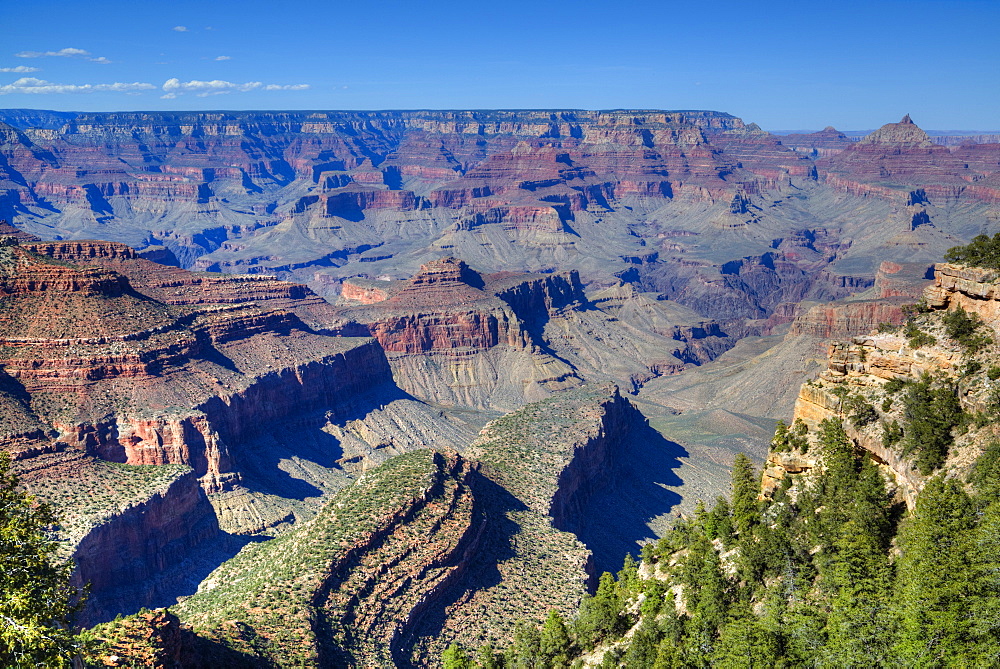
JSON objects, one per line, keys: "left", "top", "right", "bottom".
{"left": 2, "top": 0, "right": 997, "bottom": 130}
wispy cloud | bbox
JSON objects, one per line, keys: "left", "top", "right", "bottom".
{"left": 161, "top": 78, "right": 310, "bottom": 98}
{"left": 172, "top": 26, "right": 188, "bottom": 32}
{"left": 214, "top": 56, "right": 231, "bottom": 61}
{"left": 0, "top": 66, "right": 39, "bottom": 73}
{"left": 15, "top": 47, "right": 111, "bottom": 63}
{"left": 0, "top": 77, "right": 155, "bottom": 95}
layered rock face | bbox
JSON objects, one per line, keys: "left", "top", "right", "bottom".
{"left": 332, "top": 256, "right": 584, "bottom": 409}
{"left": 3, "top": 109, "right": 995, "bottom": 334}
{"left": 0, "top": 237, "right": 433, "bottom": 623}
{"left": 766, "top": 261, "right": 1000, "bottom": 507}
{"left": 0, "top": 240, "right": 390, "bottom": 490}
{"left": 159, "top": 385, "right": 642, "bottom": 667}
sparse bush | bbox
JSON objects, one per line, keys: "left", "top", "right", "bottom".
{"left": 877, "top": 321, "right": 899, "bottom": 334}
{"left": 942, "top": 305, "right": 990, "bottom": 352}
{"left": 884, "top": 378, "right": 908, "bottom": 394}
{"left": 943, "top": 233, "right": 1000, "bottom": 269}
{"left": 882, "top": 419, "right": 904, "bottom": 447}
{"left": 846, "top": 394, "right": 879, "bottom": 427}
{"left": 906, "top": 326, "right": 936, "bottom": 350}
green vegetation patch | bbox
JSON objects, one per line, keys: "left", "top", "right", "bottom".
{"left": 944, "top": 233, "right": 1000, "bottom": 269}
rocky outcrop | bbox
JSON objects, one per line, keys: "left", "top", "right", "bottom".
{"left": 772, "top": 261, "right": 999, "bottom": 506}
{"left": 171, "top": 450, "right": 484, "bottom": 667}
{"left": 777, "top": 126, "right": 856, "bottom": 157}
{"left": 821, "top": 116, "right": 1000, "bottom": 204}
{"left": 924, "top": 262, "right": 1000, "bottom": 325}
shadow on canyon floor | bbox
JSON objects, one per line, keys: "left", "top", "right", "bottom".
{"left": 233, "top": 383, "right": 422, "bottom": 502}
{"left": 574, "top": 420, "right": 687, "bottom": 577}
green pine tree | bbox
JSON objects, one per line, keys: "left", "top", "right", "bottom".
{"left": 539, "top": 609, "right": 571, "bottom": 665}
{"left": 575, "top": 572, "right": 625, "bottom": 646}
{"left": 894, "top": 475, "right": 977, "bottom": 664}
{"left": 0, "top": 452, "right": 87, "bottom": 668}
{"left": 731, "top": 453, "right": 759, "bottom": 536}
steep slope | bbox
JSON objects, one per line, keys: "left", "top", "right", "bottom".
{"left": 455, "top": 257, "right": 1000, "bottom": 668}
{"left": 89, "top": 384, "right": 646, "bottom": 667}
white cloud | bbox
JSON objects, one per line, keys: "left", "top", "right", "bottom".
{"left": 0, "top": 77, "right": 156, "bottom": 95}
{"left": 172, "top": 26, "right": 188, "bottom": 32}
{"left": 161, "top": 78, "right": 310, "bottom": 97}
{"left": 214, "top": 56, "right": 231, "bottom": 61}
{"left": 14, "top": 47, "right": 111, "bottom": 63}
{"left": 0, "top": 66, "right": 39, "bottom": 73}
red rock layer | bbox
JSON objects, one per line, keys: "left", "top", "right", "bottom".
{"left": 820, "top": 116, "right": 1000, "bottom": 203}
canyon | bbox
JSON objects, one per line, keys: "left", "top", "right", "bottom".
{"left": 1, "top": 107, "right": 999, "bottom": 665}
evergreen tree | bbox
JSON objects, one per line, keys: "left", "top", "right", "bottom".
{"left": 617, "top": 553, "right": 640, "bottom": 596}
{"left": 506, "top": 622, "right": 542, "bottom": 669}
{"left": 442, "top": 642, "right": 472, "bottom": 669}
{"left": 895, "top": 476, "right": 977, "bottom": 664}
{"left": 901, "top": 375, "right": 962, "bottom": 474}
{"left": 967, "top": 500, "right": 1000, "bottom": 665}
{"left": 681, "top": 531, "right": 729, "bottom": 662}
{"left": 822, "top": 516, "right": 895, "bottom": 665}
{"left": 575, "top": 572, "right": 625, "bottom": 646}
{"left": 622, "top": 617, "right": 661, "bottom": 667}
{"left": 0, "top": 452, "right": 86, "bottom": 668}
{"left": 475, "top": 643, "right": 504, "bottom": 669}
{"left": 705, "top": 496, "right": 733, "bottom": 546}
{"left": 730, "top": 453, "right": 758, "bottom": 535}
{"left": 711, "top": 604, "right": 781, "bottom": 668}
{"left": 539, "top": 609, "right": 571, "bottom": 665}
{"left": 652, "top": 636, "right": 682, "bottom": 669}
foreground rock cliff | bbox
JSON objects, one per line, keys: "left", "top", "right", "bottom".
{"left": 765, "top": 260, "right": 1000, "bottom": 507}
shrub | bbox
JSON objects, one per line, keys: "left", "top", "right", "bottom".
{"left": 942, "top": 305, "right": 989, "bottom": 352}
{"left": 846, "top": 395, "right": 879, "bottom": 427}
{"left": 901, "top": 375, "right": 962, "bottom": 474}
{"left": 943, "top": 233, "right": 1000, "bottom": 269}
